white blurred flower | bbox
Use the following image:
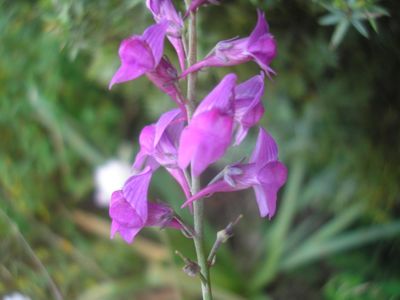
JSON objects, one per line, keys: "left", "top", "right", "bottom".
{"left": 3, "top": 292, "right": 31, "bottom": 300}
{"left": 94, "top": 159, "right": 131, "bottom": 207}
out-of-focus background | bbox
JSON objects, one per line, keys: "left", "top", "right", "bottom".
{"left": 1, "top": 0, "right": 399, "bottom": 299}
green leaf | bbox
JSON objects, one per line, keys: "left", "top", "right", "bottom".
{"left": 368, "top": 16, "right": 378, "bottom": 33}
{"left": 319, "top": 13, "right": 343, "bottom": 26}
{"left": 330, "top": 19, "right": 350, "bottom": 49}
{"left": 281, "top": 221, "right": 400, "bottom": 270}
{"left": 351, "top": 19, "right": 369, "bottom": 38}
{"left": 369, "top": 5, "right": 390, "bottom": 17}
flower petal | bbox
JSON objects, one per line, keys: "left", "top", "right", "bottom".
{"left": 181, "top": 38, "right": 248, "bottom": 77}
{"left": 168, "top": 36, "right": 186, "bottom": 71}
{"left": 109, "top": 64, "right": 147, "bottom": 90}
{"left": 184, "top": 0, "right": 220, "bottom": 18}
{"left": 154, "top": 108, "right": 181, "bottom": 146}
{"left": 181, "top": 180, "right": 236, "bottom": 208}
{"left": 248, "top": 35, "right": 277, "bottom": 74}
{"left": 110, "top": 220, "right": 141, "bottom": 243}
{"left": 178, "top": 109, "right": 234, "bottom": 176}
{"left": 234, "top": 73, "right": 265, "bottom": 144}
{"left": 142, "top": 21, "right": 169, "bottom": 66}
{"left": 255, "top": 161, "right": 288, "bottom": 218}
{"left": 146, "top": 0, "right": 185, "bottom": 70}
{"left": 246, "top": 11, "right": 276, "bottom": 75}
{"left": 122, "top": 167, "right": 153, "bottom": 224}
{"left": 249, "top": 128, "right": 278, "bottom": 164}
{"left": 146, "top": 201, "right": 174, "bottom": 227}
{"left": 146, "top": 0, "right": 183, "bottom": 33}
{"left": 109, "top": 190, "right": 144, "bottom": 227}
{"left": 248, "top": 10, "right": 270, "bottom": 45}
{"left": 195, "top": 73, "right": 237, "bottom": 116}
{"left": 166, "top": 167, "right": 191, "bottom": 199}
{"left": 133, "top": 125, "right": 159, "bottom": 170}
{"left": 235, "top": 72, "right": 265, "bottom": 103}
{"left": 252, "top": 184, "right": 271, "bottom": 218}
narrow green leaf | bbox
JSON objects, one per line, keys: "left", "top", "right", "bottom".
{"left": 330, "top": 19, "right": 350, "bottom": 49}
{"left": 306, "top": 204, "right": 362, "bottom": 244}
{"left": 369, "top": 5, "right": 390, "bottom": 17}
{"left": 368, "top": 16, "right": 378, "bottom": 33}
{"left": 351, "top": 19, "right": 369, "bottom": 38}
{"left": 281, "top": 221, "right": 400, "bottom": 270}
{"left": 319, "top": 13, "right": 343, "bottom": 26}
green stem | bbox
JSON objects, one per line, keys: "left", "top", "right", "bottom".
{"left": 184, "top": 2, "right": 213, "bottom": 299}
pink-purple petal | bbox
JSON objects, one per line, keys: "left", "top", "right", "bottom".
{"left": 122, "top": 167, "right": 153, "bottom": 224}
{"left": 178, "top": 109, "right": 234, "bottom": 176}
{"left": 248, "top": 35, "right": 277, "bottom": 74}
{"left": 110, "top": 221, "right": 141, "bottom": 243}
{"left": 252, "top": 184, "right": 272, "bottom": 218}
{"left": 248, "top": 10, "right": 270, "bottom": 45}
{"left": 133, "top": 125, "right": 158, "bottom": 170}
{"left": 154, "top": 109, "right": 181, "bottom": 146}
{"left": 258, "top": 161, "right": 288, "bottom": 188}
{"left": 109, "top": 191, "right": 143, "bottom": 227}
{"left": 119, "top": 37, "right": 154, "bottom": 68}
{"left": 256, "top": 161, "right": 288, "bottom": 218}
{"left": 142, "top": 21, "right": 169, "bottom": 66}
{"left": 109, "top": 64, "right": 147, "bottom": 90}
{"left": 249, "top": 128, "right": 279, "bottom": 164}
{"left": 181, "top": 180, "right": 236, "bottom": 208}
{"left": 146, "top": 202, "right": 175, "bottom": 227}
{"left": 235, "top": 73, "right": 265, "bottom": 102}
{"left": 185, "top": 0, "right": 220, "bottom": 18}
{"left": 146, "top": 0, "right": 185, "bottom": 70}
{"left": 233, "top": 73, "right": 265, "bottom": 145}
{"left": 195, "top": 73, "right": 237, "bottom": 116}
{"left": 168, "top": 36, "right": 186, "bottom": 71}
{"left": 166, "top": 167, "right": 191, "bottom": 199}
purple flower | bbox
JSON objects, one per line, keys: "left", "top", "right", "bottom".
{"left": 147, "top": 0, "right": 186, "bottom": 70}
{"left": 181, "top": 10, "right": 276, "bottom": 77}
{"left": 182, "top": 128, "right": 287, "bottom": 219}
{"left": 133, "top": 109, "right": 191, "bottom": 199}
{"left": 184, "top": 0, "right": 220, "bottom": 18}
{"left": 109, "top": 22, "right": 168, "bottom": 89}
{"left": 178, "top": 74, "right": 236, "bottom": 176}
{"left": 110, "top": 168, "right": 182, "bottom": 243}
{"left": 233, "top": 72, "right": 265, "bottom": 145}
{"left": 109, "top": 22, "right": 185, "bottom": 109}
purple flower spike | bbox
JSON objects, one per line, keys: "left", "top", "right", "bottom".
{"left": 181, "top": 128, "right": 287, "bottom": 219}
{"left": 178, "top": 74, "right": 237, "bottom": 176}
{"left": 184, "top": 0, "right": 220, "bottom": 18}
{"left": 147, "top": 0, "right": 186, "bottom": 70}
{"left": 109, "top": 22, "right": 168, "bottom": 89}
{"left": 233, "top": 72, "right": 265, "bottom": 145}
{"left": 110, "top": 171, "right": 182, "bottom": 243}
{"left": 181, "top": 10, "right": 276, "bottom": 77}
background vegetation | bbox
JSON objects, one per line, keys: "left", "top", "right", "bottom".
{"left": 1, "top": 0, "right": 399, "bottom": 299}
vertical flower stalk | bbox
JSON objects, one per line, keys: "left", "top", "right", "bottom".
{"left": 184, "top": 1, "right": 213, "bottom": 299}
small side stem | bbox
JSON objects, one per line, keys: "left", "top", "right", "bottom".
{"left": 183, "top": 2, "right": 213, "bottom": 299}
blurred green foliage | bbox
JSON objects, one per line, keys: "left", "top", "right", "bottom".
{"left": 1, "top": 0, "right": 399, "bottom": 299}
